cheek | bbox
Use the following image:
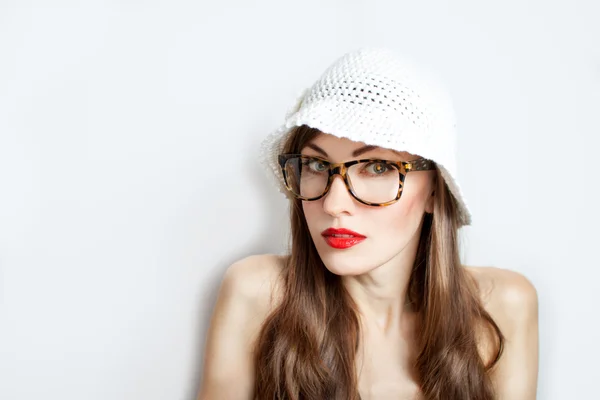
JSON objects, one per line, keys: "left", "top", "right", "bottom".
{"left": 398, "top": 175, "right": 434, "bottom": 218}
{"left": 372, "top": 198, "right": 421, "bottom": 238}
{"left": 302, "top": 201, "right": 318, "bottom": 221}
{"left": 395, "top": 188, "right": 428, "bottom": 221}
{"left": 302, "top": 202, "right": 323, "bottom": 233}
{"left": 365, "top": 191, "right": 428, "bottom": 254}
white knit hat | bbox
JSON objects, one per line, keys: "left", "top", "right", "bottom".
{"left": 259, "top": 47, "right": 472, "bottom": 227}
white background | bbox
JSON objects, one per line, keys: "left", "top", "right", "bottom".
{"left": 1, "top": 1, "right": 598, "bottom": 399}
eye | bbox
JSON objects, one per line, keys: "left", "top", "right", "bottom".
{"left": 363, "top": 162, "right": 393, "bottom": 175}
{"left": 302, "top": 158, "right": 328, "bottom": 173}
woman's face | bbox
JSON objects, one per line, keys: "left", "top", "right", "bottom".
{"left": 300, "top": 132, "right": 437, "bottom": 276}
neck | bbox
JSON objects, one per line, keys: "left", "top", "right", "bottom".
{"left": 341, "top": 226, "right": 421, "bottom": 336}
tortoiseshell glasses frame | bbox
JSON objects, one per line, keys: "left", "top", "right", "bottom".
{"left": 278, "top": 154, "right": 436, "bottom": 207}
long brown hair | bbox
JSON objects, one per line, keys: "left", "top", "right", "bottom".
{"left": 253, "top": 125, "right": 504, "bottom": 399}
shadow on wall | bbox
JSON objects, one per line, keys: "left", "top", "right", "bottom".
{"left": 185, "top": 133, "right": 289, "bottom": 400}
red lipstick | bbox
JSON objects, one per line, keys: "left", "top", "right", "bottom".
{"left": 321, "top": 228, "right": 366, "bottom": 249}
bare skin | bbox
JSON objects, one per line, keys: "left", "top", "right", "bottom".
{"left": 198, "top": 254, "right": 538, "bottom": 400}
{"left": 198, "top": 135, "right": 539, "bottom": 399}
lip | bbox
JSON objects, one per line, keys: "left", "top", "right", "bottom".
{"left": 321, "top": 228, "right": 366, "bottom": 249}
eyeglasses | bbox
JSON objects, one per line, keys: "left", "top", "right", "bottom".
{"left": 278, "top": 154, "right": 436, "bottom": 207}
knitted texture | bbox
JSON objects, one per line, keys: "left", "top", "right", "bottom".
{"left": 259, "top": 47, "right": 472, "bottom": 227}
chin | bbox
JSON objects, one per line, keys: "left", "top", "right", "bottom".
{"left": 323, "top": 262, "right": 370, "bottom": 276}
{"left": 315, "top": 245, "right": 377, "bottom": 276}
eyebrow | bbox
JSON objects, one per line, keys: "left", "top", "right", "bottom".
{"left": 305, "top": 143, "right": 406, "bottom": 158}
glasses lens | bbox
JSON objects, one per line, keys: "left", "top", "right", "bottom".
{"left": 284, "top": 157, "right": 329, "bottom": 199}
{"left": 347, "top": 161, "right": 402, "bottom": 203}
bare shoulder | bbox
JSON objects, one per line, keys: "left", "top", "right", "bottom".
{"left": 197, "top": 253, "right": 287, "bottom": 400}
{"left": 223, "top": 253, "right": 287, "bottom": 312}
{"left": 464, "top": 265, "right": 539, "bottom": 399}
{"left": 464, "top": 265, "right": 538, "bottom": 332}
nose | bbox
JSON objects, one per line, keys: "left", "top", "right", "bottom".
{"left": 322, "top": 175, "right": 355, "bottom": 217}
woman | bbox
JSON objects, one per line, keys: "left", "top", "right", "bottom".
{"left": 198, "top": 48, "right": 538, "bottom": 399}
